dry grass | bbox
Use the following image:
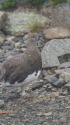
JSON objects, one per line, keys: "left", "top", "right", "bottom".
{"left": 28, "top": 20, "right": 44, "bottom": 32}
{"left": 51, "top": 0, "right": 67, "bottom": 5}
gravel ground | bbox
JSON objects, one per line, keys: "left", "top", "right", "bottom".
{"left": 0, "top": 86, "right": 70, "bottom": 125}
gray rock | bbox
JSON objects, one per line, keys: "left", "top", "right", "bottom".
{"left": 43, "top": 83, "right": 52, "bottom": 90}
{"left": 31, "top": 82, "right": 44, "bottom": 91}
{"left": 44, "top": 74, "right": 58, "bottom": 83}
{"left": 41, "top": 39, "right": 70, "bottom": 67}
{"left": 60, "top": 90, "right": 68, "bottom": 95}
{"left": 5, "top": 44, "right": 15, "bottom": 51}
{"left": 0, "top": 11, "right": 8, "bottom": 29}
{"left": 42, "top": 70, "right": 49, "bottom": 77}
{"left": 58, "top": 62, "right": 70, "bottom": 69}
{"left": 52, "top": 3, "right": 70, "bottom": 28}
{"left": 59, "top": 71, "right": 70, "bottom": 83}
{"left": 55, "top": 68, "right": 70, "bottom": 83}
{"left": 0, "top": 36, "right": 5, "bottom": 46}
{"left": 52, "top": 79, "right": 65, "bottom": 88}
{"left": 0, "top": 99, "right": 4, "bottom": 107}
{"left": 64, "top": 82, "right": 70, "bottom": 90}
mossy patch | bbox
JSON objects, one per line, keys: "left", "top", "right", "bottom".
{"left": 4, "top": 11, "right": 47, "bottom": 35}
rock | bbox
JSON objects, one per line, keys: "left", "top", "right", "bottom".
{"left": 41, "top": 38, "right": 70, "bottom": 67}
{"left": 5, "top": 36, "right": 15, "bottom": 41}
{"left": 0, "top": 36, "right": 5, "bottom": 46}
{"left": 4, "top": 11, "right": 47, "bottom": 35}
{"left": 55, "top": 68, "right": 70, "bottom": 74}
{"left": 58, "top": 62, "right": 70, "bottom": 69}
{"left": 0, "top": 50, "right": 5, "bottom": 63}
{"left": 4, "top": 44, "right": 15, "bottom": 51}
{"left": 15, "top": 32, "right": 25, "bottom": 37}
{"left": 41, "top": 6, "right": 53, "bottom": 18}
{"left": 15, "top": 42, "right": 21, "bottom": 48}
{"left": 0, "top": 11, "right": 8, "bottom": 29}
{"left": 52, "top": 3, "right": 70, "bottom": 28}
{"left": 44, "top": 74, "right": 58, "bottom": 83}
{"left": 43, "top": 83, "right": 53, "bottom": 91}
{"left": 42, "top": 70, "right": 49, "bottom": 77}
{"left": 64, "top": 82, "right": 70, "bottom": 90}
{"left": 43, "top": 27, "right": 70, "bottom": 39}
{"left": 52, "top": 79, "right": 65, "bottom": 88}
{"left": 0, "top": 100, "right": 4, "bottom": 107}
{"left": 55, "top": 68, "right": 70, "bottom": 83}
{"left": 31, "top": 81, "right": 44, "bottom": 91}
{"left": 42, "top": 3, "right": 70, "bottom": 28}
{"left": 59, "top": 71, "right": 70, "bottom": 83}
{"left": 59, "top": 89, "right": 68, "bottom": 95}
{"left": 47, "top": 92, "right": 59, "bottom": 98}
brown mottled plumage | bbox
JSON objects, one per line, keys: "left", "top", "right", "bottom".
{"left": 0, "top": 40, "right": 42, "bottom": 95}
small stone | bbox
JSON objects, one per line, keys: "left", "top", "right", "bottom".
{"left": 43, "top": 83, "right": 52, "bottom": 91}
{"left": 0, "top": 100, "right": 4, "bottom": 107}
{"left": 0, "top": 36, "right": 5, "bottom": 46}
{"left": 43, "top": 112, "right": 52, "bottom": 116}
{"left": 42, "top": 70, "right": 49, "bottom": 77}
{"left": 44, "top": 74, "right": 58, "bottom": 83}
{"left": 64, "top": 82, "right": 70, "bottom": 91}
{"left": 6, "top": 36, "right": 15, "bottom": 41}
{"left": 31, "top": 82, "right": 44, "bottom": 91}
{"left": 5, "top": 44, "right": 15, "bottom": 50}
{"left": 15, "top": 42, "right": 21, "bottom": 48}
{"left": 52, "top": 79, "right": 65, "bottom": 88}
{"left": 60, "top": 90, "right": 68, "bottom": 95}
{"left": 47, "top": 92, "right": 59, "bottom": 98}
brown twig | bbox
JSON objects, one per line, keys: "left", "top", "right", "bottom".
{"left": 0, "top": 110, "right": 16, "bottom": 114}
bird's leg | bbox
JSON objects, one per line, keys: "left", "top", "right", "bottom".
{"left": 20, "top": 85, "right": 30, "bottom": 97}
{"left": 21, "top": 90, "right": 26, "bottom": 96}
{"left": 21, "top": 90, "right": 30, "bottom": 98}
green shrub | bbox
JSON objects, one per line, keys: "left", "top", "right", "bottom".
{"left": 28, "top": 0, "right": 44, "bottom": 5}
{"left": 51, "top": 0, "right": 67, "bottom": 5}
{"left": 1, "top": 0, "right": 16, "bottom": 10}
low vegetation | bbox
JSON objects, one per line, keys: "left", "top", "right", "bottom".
{"left": 28, "top": 0, "right": 44, "bottom": 5}
{"left": 28, "top": 20, "right": 44, "bottom": 32}
{"left": 51, "top": 0, "right": 67, "bottom": 5}
{"left": 0, "top": 0, "right": 16, "bottom": 10}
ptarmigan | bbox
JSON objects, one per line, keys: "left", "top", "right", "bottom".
{"left": 0, "top": 39, "right": 42, "bottom": 96}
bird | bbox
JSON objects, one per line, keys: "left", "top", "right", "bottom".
{"left": 0, "top": 39, "right": 42, "bottom": 96}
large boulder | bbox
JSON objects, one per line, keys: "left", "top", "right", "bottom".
{"left": 43, "top": 27, "right": 70, "bottom": 39}
{"left": 4, "top": 11, "right": 47, "bottom": 35}
{"left": 42, "top": 3, "right": 70, "bottom": 29}
{"left": 0, "top": 11, "right": 8, "bottom": 29}
{"left": 52, "top": 3, "right": 70, "bottom": 28}
{"left": 41, "top": 38, "right": 70, "bottom": 68}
